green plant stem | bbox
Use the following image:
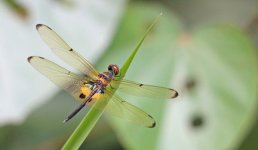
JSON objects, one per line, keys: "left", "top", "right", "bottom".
{"left": 61, "top": 13, "right": 162, "bottom": 150}
{"left": 120, "top": 13, "right": 162, "bottom": 77}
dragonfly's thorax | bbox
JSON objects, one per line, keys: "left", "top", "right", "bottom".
{"left": 97, "top": 71, "right": 113, "bottom": 86}
{"left": 80, "top": 71, "right": 113, "bottom": 97}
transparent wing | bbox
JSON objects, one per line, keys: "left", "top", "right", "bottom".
{"left": 36, "top": 24, "right": 99, "bottom": 79}
{"left": 111, "top": 79, "right": 178, "bottom": 99}
{"left": 28, "top": 56, "right": 91, "bottom": 102}
{"left": 104, "top": 90, "right": 156, "bottom": 128}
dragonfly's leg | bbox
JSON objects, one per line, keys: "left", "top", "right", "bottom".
{"left": 109, "top": 83, "right": 115, "bottom": 89}
{"left": 100, "top": 86, "right": 105, "bottom": 94}
{"left": 115, "top": 73, "right": 121, "bottom": 77}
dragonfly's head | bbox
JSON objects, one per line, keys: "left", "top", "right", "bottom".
{"left": 108, "top": 64, "right": 119, "bottom": 76}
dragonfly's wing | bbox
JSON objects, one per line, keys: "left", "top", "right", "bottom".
{"left": 104, "top": 90, "right": 156, "bottom": 128}
{"left": 111, "top": 79, "right": 178, "bottom": 99}
{"left": 36, "top": 24, "right": 99, "bottom": 80}
{"left": 28, "top": 56, "right": 91, "bottom": 102}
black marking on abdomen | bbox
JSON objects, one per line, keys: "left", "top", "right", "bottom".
{"left": 79, "top": 93, "right": 86, "bottom": 99}
{"left": 69, "top": 48, "right": 73, "bottom": 51}
{"left": 139, "top": 84, "right": 143, "bottom": 87}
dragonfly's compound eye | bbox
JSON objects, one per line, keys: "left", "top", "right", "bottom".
{"left": 108, "top": 65, "right": 112, "bottom": 71}
{"left": 113, "top": 64, "right": 119, "bottom": 75}
{"left": 108, "top": 64, "right": 119, "bottom": 75}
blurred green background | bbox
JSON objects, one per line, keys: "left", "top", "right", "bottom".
{"left": 0, "top": 0, "right": 257, "bottom": 150}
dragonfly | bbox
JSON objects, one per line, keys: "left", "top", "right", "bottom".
{"left": 28, "top": 24, "right": 178, "bottom": 128}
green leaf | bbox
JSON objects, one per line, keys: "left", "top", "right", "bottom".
{"left": 95, "top": 3, "right": 182, "bottom": 150}
{"left": 61, "top": 13, "right": 161, "bottom": 150}
{"left": 119, "top": 13, "right": 162, "bottom": 78}
{"left": 96, "top": 2, "right": 258, "bottom": 150}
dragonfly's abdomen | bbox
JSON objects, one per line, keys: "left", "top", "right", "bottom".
{"left": 79, "top": 72, "right": 112, "bottom": 103}
{"left": 80, "top": 85, "right": 101, "bottom": 101}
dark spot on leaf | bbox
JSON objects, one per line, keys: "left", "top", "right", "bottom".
{"left": 139, "top": 84, "right": 143, "bottom": 87}
{"left": 191, "top": 115, "right": 204, "bottom": 128}
{"left": 185, "top": 79, "right": 196, "bottom": 91}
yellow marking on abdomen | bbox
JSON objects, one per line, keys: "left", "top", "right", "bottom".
{"left": 80, "top": 85, "right": 101, "bottom": 100}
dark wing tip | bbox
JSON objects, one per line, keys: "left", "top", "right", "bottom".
{"left": 36, "top": 24, "right": 52, "bottom": 30}
{"left": 27, "top": 56, "right": 45, "bottom": 63}
{"left": 147, "top": 114, "right": 156, "bottom": 128}
{"left": 36, "top": 24, "right": 44, "bottom": 30}
{"left": 27, "top": 56, "right": 33, "bottom": 62}
{"left": 170, "top": 89, "right": 179, "bottom": 98}
{"left": 149, "top": 121, "right": 156, "bottom": 128}
{"left": 174, "top": 91, "right": 179, "bottom": 98}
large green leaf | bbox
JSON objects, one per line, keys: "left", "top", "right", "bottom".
{"left": 96, "top": 3, "right": 258, "bottom": 150}
{"left": 61, "top": 9, "right": 161, "bottom": 150}
{"left": 96, "top": 3, "right": 182, "bottom": 150}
